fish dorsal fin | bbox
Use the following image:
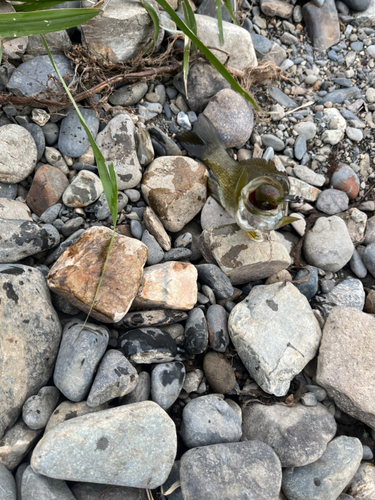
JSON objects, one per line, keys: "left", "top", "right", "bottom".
{"left": 238, "top": 158, "right": 279, "bottom": 176}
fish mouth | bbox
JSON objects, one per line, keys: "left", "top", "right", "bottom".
{"left": 241, "top": 176, "right": 287, "bottom": 216}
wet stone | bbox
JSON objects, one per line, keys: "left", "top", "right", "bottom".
{"left": 206, "top": 304, "right": 230, "bottom": 352}
{"left": 151, "top": 361, "right": 186, "bottom": 409}
{"left": 22, "top": 387, "right": 59, "bottom": 430}
{"left": 58, "top": 107, "right": 99, "bottom": 158}
{"left": 184, "top": 308, "right": 209, "bottom": 355}
{"left": 120, "top": 327, "right": 177, "bottom": 364}
{"left": 53, "top": 319, "right": 109, "bottom": 402}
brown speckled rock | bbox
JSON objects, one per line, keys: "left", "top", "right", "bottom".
{"left": 199, "top": 224, "right": 291, "bottom": 285}
{"left": 47, "top": 226, "right": 148, "bottom": 323}
{"left": 132, "top": 261, "right": 197, "bottom": 310}
{"left": 260, "top": 0, "right": 293, "bottom": 18}
{"left": 143, "top": 206, "right": 171, "bottom": 251}
{"left": 26, "top": 165, "right": 69, "bottom": 216}
{"left": 141, "top": 156, "right": 208, "bottom": 232}
{"left": 203, "top": 351, "right": 236, "bottom": 394}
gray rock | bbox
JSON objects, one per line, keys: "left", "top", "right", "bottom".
{"left": 316, "top": 87, "right": 360, "bottom": 104}
{"left": 87, "top": 350, "right": 138, "bottom": 407}
{"left": 6, "top": 54, "right": 73, "bottom": 97}
{"left": 72, "top": 482, "right": 148, "bottom": 500}
{"left": 22, "top": 123, "right": 45, "bottom": 161}
{"left": 206, "top": 304, "right": 230, "bottom": 352}
{"left": 0, "top": 464, "right": 16, "bottom": 500}
{"left": 0, "top": 419, "right": 42, "bottom": 471}
{"left": 301, "top": 392, "right": 318, "bottom": 406}
{"left": 0, "top": 125, "right": 37, "bottom": 183}
{"left": 261, "top": 134, "right": 285, "bottom": 151}
{"left": 109, "top": 83, "right": 148, "bottom": 106}
{"left": 31, "top": 402, "right": 177, "bottom": 489}
{"left": 27, "top": 30, "right": 72, "bottom": 56}
{"left": 282, "top": 436, "right": 362, "bottom": 500}
{"left": 42, "top": 122, "right": 59, "bottom": 146}
{"left": 181, "top": 395, "right": 242, "bottom": 448}
{"left": 45, "top": 400, "right": 109, "bottom": 434}
{"left": 228, "top": 282, "right": 321, "bottom": 396}
{"left": 294, "top": 133, "right": 307, "bottom": 160}
{"left": 148, "top": 126, "right": 182, "bottom": 156}
{"left": 200, "top": 196, "right": 235, "bottom": 231}
{"left": 39, "top": 204, "right": 62, "bottom": 224}
{"left": 341, "top": 0, "right": 371, "bottom": 10}
{"left": 242, "top": 402, "right": 336, "bottom": 467}
{"left": 141, "top": 229, "right": 164, "bottom": 265}
{"left": 251, "top": 34, "right": 287, "bottom": 66}
{"left": 96, "top": 114, "right": 142, "bottom": 190}
{"left": 269, "top": 87, "right": 298, "bottom": 108}
{"left": 120, "top": 327, "right": 177, "bottom": 364}
{"left": 121, "top": 371, "right": 151, "bottom": 405}
{"left": 62, "top": 170, "right": 103, "bottom": 208}
{"left": 294, "top": 266, "right": 319, "bottom": 300}
{"left": 22, "top": 387, "right": 59, "bottom": 430}
{"left": 180, "top": 441, "right": 282, "bottom": 500}
{"left": 58, "top": 107, "right": 99, "bottom": 158}
{"left": 364, "top": 215, "right": 375, "bottom": 245}
{"left": 161, "top": 461, "right": 183, "bottom": 500}
{"left": 21, "top": 465, "right": 76, "bottom": 500}
{"left": 293, "top": 122, "right": 317, "bottom": 141}
{"left": 184, "top": 308, "right": 209, "bottom": 355}
{"left": 316, "top": 189, "right": 349, "bottom": 215}
{"left": 0, "top": 182, "right": 17, "bottom": 199}
{"left": 363, "top": 242, "right": 375, "bottom": 278}
{"left": 316, "top": 307, "right": 375, "bottom": 429}
{"left": 196, "top": 264, "right": 234, "bottom": 300}
{"left": 346, "top": 126, "right": 363, "bottom": 142}
{"left": 0, "top": 265, "right": 61, "bottom": 439}
{"left": 151, "top": 362, "right": 186, "bottom": 410}
{"left": 303, "top": 216, "right": 354, "bottom": 272}
{"left": 347, "top": 462, "right": 375, "bottom": 498}
{"left": 84, "top": 192, "right": 111, "bottom": 221}
{"left": 315, "top": 277, "right": 365, "bottom": 318}
{"left": 0, "top": 199, "right": 32, "bottom": 221}
{"left": 53, "top": 319, "right": 109, "bottom": 402}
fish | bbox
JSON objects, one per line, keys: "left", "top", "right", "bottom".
{"left": 177, "top": 114, "right": 300, "bottom": 242}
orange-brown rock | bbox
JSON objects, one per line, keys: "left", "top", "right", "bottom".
{"left": 47, "top": 226, "right": 148, "bottom": 323}
{"left": 132, "top": 261, "right": 197, "bottom": 310}
{"left": 141, "top": 156, "right": 208, "bottom": 232}
{"left": 26, "top": 165, "right": 69, "bottom": 216}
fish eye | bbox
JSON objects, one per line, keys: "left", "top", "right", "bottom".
{"left": 249, "top": 184, "right": 281, "bottom": 211}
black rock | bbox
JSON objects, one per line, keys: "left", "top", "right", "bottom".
{"left": 120, "top": 327, "right": 178, "bottom": 363}
{"left": 151, "top": 361, "right": 186, "bottom": 409}
{"left": 118, "top": 309, "right": 188, "bottom": 329}
{"left": 42, "top": 122, "right": 59, "bottom": 146}
{"left": 196, "top": 264, "right": 234, "bottom": 300}
{"left": 294, "top": 266, "right": 319, "bottom": 300}
{"left": 184, "top": 308, "right": 209, "bottom": 355}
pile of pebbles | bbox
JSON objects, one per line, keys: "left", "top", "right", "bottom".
{"left": 1, "top": 0, "right": 375, "bottom": 498}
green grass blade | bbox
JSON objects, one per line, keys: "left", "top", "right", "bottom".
{"left": 183, "top": 34, "right": 191, "bottom": 96}
{"left": 13, "top": 0, "right": 82, "bottom": 12}
{"left": 221, "top": 0, "right": 238, "bottom": 25}
{"left": 154, "top": 0, "right": 259, "bottom": 110}
{"left": 0, "top": 9, "right": 100, "bottom": 37}
{"left": 139, "top": 0, "right": 160, "bottom": 56}
{"left": 182, "top": 0, "right": 197, "bottom": 53}
{"left": 214, "top": 0, "right": 224, "bottom": 45}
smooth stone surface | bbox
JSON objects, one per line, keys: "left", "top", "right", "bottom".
{"left": 180, "top": 441, "right": 282, "bottom": 500}
{"left": 282, "top": 436, "right": 362, "bottom": 500}
{"left": 206, "top": 304, "right": 230, "bottom": 352}
{"left": 184, "top": 308, "right": 209, "bottom": 355}
{"left": 316, "top": 189, "right": 349, "bottom": 215}
{"left": 26, "top": 165, "right": 69, "bottom": 216}
{"left": 350, "top": 249, "right": 367, "bottom": 278}
{"left": 120, "top": 327, "right": 177, "bottom": 364}
{"left": 0, "top": 419, "right": 41, "bottom": 471}
{"left": 242, "top": 402, "right": 336, "bottom": 467}
{"left": 62, "top": 170, "right": 103, "bottom": 208}
{"left": 121, "top": 372, "right": 151, "bottom": 405}
{"left": 294, "top": 266, "right": 319, "bottom": 300}
{"left": 303, "top": 216, "right": 354, "bottom": 272}
{"left": 0, "top": 125, "right": 37, "bottom": 184}
{"left": 302, "top": 0, "right": 340, "bottom": 50}
{"left": 109, "top": 83, "right": 148, "bottom": 106}
{"left": 363, "top": 243, "right": 375, "bottom": 278}
{"left": 200, "top": 196, "right": 235, "bottom": 231}
{"left": 21, "top": 466, "right": 76, "bottom": 500}
{"left": 53, "top": 319, "right": 109, "bottom": 402}
{"left": 31, "top": 402, "right": 177, "bottom": 489}
{"left": 0, "top": 182, "right": 17, "bottom": 199}
{"left": 196, "top": 264, "right": 234, "bottom": 300}
{"left": 22, "top": 122, "right": 45, "bottom": 161}
{"left": 45, "top": 400, "right": 109, "bottom": 434}
{"left": 0, "top": 199, "right": 32, "bottom": 220}
{"left": 72, "top": 482, "right": 148, "bottom": 500}
{"left": 0, "top": 265, "right": 61, "bottom": 438}
{"left": 181, "top": 395, "right": 242, "bottom": 448}
{"left": 203, "top": 351, "right": 236, "bottom": 393}
{"left": 317, "top": 86, "right": 360, "bottom": 105}
{"left": 0, "top": 464, "right": 16, "bottom": 500}
{"left": 331, "top": 164, "right": 360, "bottom": 200}
{"left": 87, "top": 350, "right": 138, "bottom": 407}
{"left": 316, "top": 307, "right": 375, "bottom": 429}
{"left": 151, "top": 362, "right": 186, "bottom": 409}
{"left": 22, "top": 386, "right": 59, "bottom": 430}
{"left": 118, "top": 309, "right": 187, "bottom": 329}
{"left": 229, "top": 282, "right": 321, "bottom": 396}
{"left": 58, "top": 107, "right": 99, "bottom": 158}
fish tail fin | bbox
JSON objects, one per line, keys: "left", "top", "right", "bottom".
{"left": 176, "top": 114, "right": 226, "bottom": 161}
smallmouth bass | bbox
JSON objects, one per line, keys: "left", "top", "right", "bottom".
{"left": 177, "top": 114, "right": 299, "bottom": 242}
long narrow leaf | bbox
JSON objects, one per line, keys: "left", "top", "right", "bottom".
{"left": 154, "top": 0, "right": 260, "bottom": 110}
{"left": 139, "top": 0, "right": 160, "bottom": 56}
{"left": 182, "top": 0, "right": 197, "bottom": 53}
{"left": 214, "top": 0, "right": 224, "bottom": 45}
{"left": 13, "top": 0, "right": 81, "bottom": 12}
{"left": 222, "top": 0, "right": 238, "bottom": 25}
{"left": 0, "top": 9, "right": 100, "bottom": 37}
{"left": 183, "top": 34, "right": 191, "bottom": 96}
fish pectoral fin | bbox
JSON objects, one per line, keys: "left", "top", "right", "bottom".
{"left": 274, "top": 215, "right": 300, "bottom": 229}
{"left": 246, "top": 230, "right": 264, "bottom": 242}
{"left": 208, "top": 177, "right": 224, "bottom": 206}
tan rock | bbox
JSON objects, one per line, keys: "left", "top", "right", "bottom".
{"left": 0, "top": 198, "right": 32, "bottom": 220}
{"left": 316, "top": 307, "right": 375, "bottom": 429}
{"left": 132, "top": 261, "right": 197, "bottom": 310}
{"left": 347, "top": 462, "right": 375, "bottom": 499}
{"left": 199, "top": 224, "right": 291, "bottom": 285}
{"left": 339, "top": 208, "right": 367, "bottom": 244}
{"left": 203, "top": 351, "right": 236, "bottom": 394}
{"left": 142, "top": 156, "right": 208, "bottom": 232}
{"left": 260, "top": 0, "right": 293, "bottom": 18}
{"left": 0, "top": 420, "right": 41, "bottom": 471}
{"left": 265, "top": 269, "right": 293, "bottom": 285}
{"left": 288, "top": 176, "right": 321, "bottom": 202}
{"left": 143, "top": 206, "right": 171, "bottom": 251}
{"left": 47, "top": 226, "right": 148, "bottom": 323}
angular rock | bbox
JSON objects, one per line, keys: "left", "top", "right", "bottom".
{"left": 120, "top": 327, "right": 177, "bottom": 364}
{"left": 0, "top": 420, "right": 41, "bottom": 471}
{"left": 316, "top": 307, "right": 375, "bottom": 429}
{"left": 0, "top": 265, "right": 61, "bottom": 438}
{"left": 54, "top": 319, "right": 109, "bottom": 402}
{"left": 96, "top": 114, "right": 143, "bottom": 190}
{"left": 315, "top": 277, "right": 365, "bottom": 318}
{"left": 282, "top": 436, "right": 362, "bottom": 500}
{"left": 0, "top": 199, "right": 32, "bottom": 220}
{"left": 87, "top": 350, "right": 138, "bottom": 407}
{"left": 302, "top": 0, "right": 340, "bottom": 50}
{"left": 62, "top": 170, "right": 103, "bottom": 208}
{"left": 27, "top": 30, "right": 72, "bottom": 56}
{"left": 142, "top": 156, "right": 208, "bottom": 232}
{"left": 26, "top": 165, "right": 69, "bottom": 216}
{"left": 180, "top": 441, "right": 282, "bottom": 500}
{"left": 181, "top": 395, "right": 242, "bottom": 448}
{"left": 45, "top": 400, "right": 108, "bottom": 434}
{"left": 132, "top": 261, "right": 197, "bottom": 310}
{"left": 22, "top": 387, "right": 59, "bottom": 430}
{"left": 199, "top": 224, "right": 291, "bottom": 285}
{"left": 0, "top": 183, "right": 17, "bottom": 200}
{"left": 151, "top": 362, "right": 186, "bottom": 409}
{"left": 47, "top": 226, "right": 148, "bottom": 323}
{"left": 143, "top": 206, "right": 171, "bottom": 251}
{"left": 200, "top": 196, "right": 235, "bottom": 231}
{"left": 242, "top": 402, "right": 336, "bottom": 467}
{"left": 288, "top": 177, "right": 321, "bottom": 202}
{"left": 31, "top": 402, "right": 177, "bottom": 489}
{"left": 303, "top": 216, "right": 354, "bottom": 272}
{"left": 228, "top": 282, "right": 321, "bottom": 396}
{"left": 251, "top": 34, "right": 287, "bottom": 67}
{"left": 21, "top": 466, "right": 76, "bottom": 500}
{"left": 293, "top": 166, "right": 325, "bottom": 187}
{"left": 0, "top": 125, "right": 37, "bottom": 184}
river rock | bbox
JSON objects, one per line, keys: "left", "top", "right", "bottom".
{"left": 200, "top": 196, "right": 235, "bottom": 231}
{"left": 0, "top": 464, "right": 16, "bottom": 500}
{"left": 62, "top": 170, "right": 103, "bottom": 208}
{"left": 0, "top": 420, "right": 41, "bottom": 471}
{"left": 206, "top": 304, "right": 230, "bottom": 352}
{"left": 181, "top": 395, "right": 242, "bottom": 448}
{"left": 200, "top": 224, "right": 291, "bottom": 285}
{"left": 229, "top": 282, "right": 321, "bottom": 396}
{"left": 180, "top": 441, "right": 282, "bottom": 500}
{"left": 242, "top": 402, "right": 336, "bottom": 467}
{"left": 31, "top": 402, "right": 177, "bottom": 488}
{"left": 142, "top": 156, "right": 208, "bottom": 232}
{"left": 72, "top": 482, "right": 148, "bottom": 500}
{"left": 118, "top": 309, "right": 187, "bottom": 329}
{"left": 0, "top": 199, "right": 31, "bottom": 220}
{"left": 109, "top": 82, "right": 148, "bottom": 106}
{"left": 303, "top": 216, "right": 354, "bottom": 272}
{"left": 0, "top": 265, "right": 61, "bottom": 439}
{"left": 22, "top": 387, "right": 59, "bottom": 430}
{"left": 45, "top": 400, "right": 109, "bottom": 434}
{"left": 316, "top": 307, "right": 375, "bottom": 429}
{"left": 302, "top": 0, "right": 340, "bottom": 50}
{"left": 21, "top": 466, "right": 76, "bottom": 500}
{"left": 120, "top": 327, "right": 177, "bottom": 364}
{"left": 203, "top": 351, "right": 236, "bottom": 393}
{"left": 58, "top": 107, "right": 99, "bottom": 158}
{"left": 96, "top": 113, "right": 143, "bottom": 190}
{"left": 87, "top": 350, "right": 138, "bottom": 407}
{"left": 282, "top": 436, "right": 362, "bottom": 500}
{"left": 121, "top": 372, "right": 151, "bottom": 405}
{"left": 347, "top": 462, "right": 375, "bottom": 499}
{"left": 0, "top": 125, "right": 37, "bottom": 184}
{"left": 26, "top": 165, "right": 69, "bottom": 216}
{"left": 331, "top": 164, "right": 360, "bottom": 200}
{"left": 316, "top": 189, "right": 349, "bottom": 215}
{"left": 315, "top": 277, "right": 365, "bottom": 318}
{"left": 132, "top": 261, "right": 197, "bottom": 310}
{"left": 151, "top": 362, "right": 186, "bottom": 409}
{"left": 184, "top": 307, "right": 209, "bottom": 355}
{"left": 47, "top": 226, "right": 148, "bottom": 323}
